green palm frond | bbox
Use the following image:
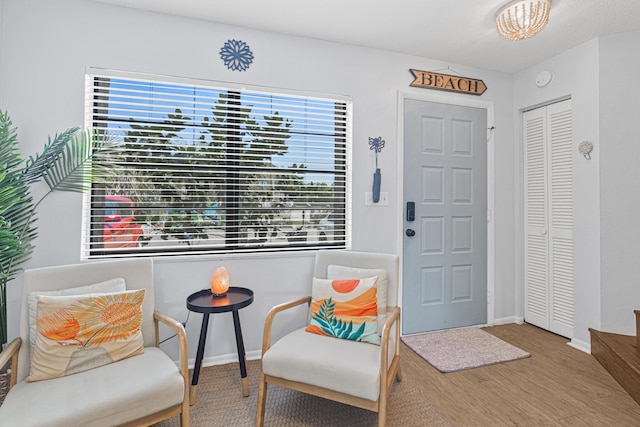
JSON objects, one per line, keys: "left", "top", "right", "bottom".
{"left": 0, "top": 199, "right": 36, "bottom": 284}
{"left": 0, "top": 224, "right": 24, "bottom": 280}
{"left": 0, "top": 113, "right": 34, "bottom": 285}
{"left": 0, "top": 115, "right": 22, "bottom": 170}
{"left": 0, "top": 181, "right": 22, "bottom": 217}
{"left": 36, "top": 129, "right": 116, "bottom": 193}
{"left": 0, "top": 110, "right": 119, "bottom": 345}
{"left": 22, "top": 127, "right": 80, "bottom": 185}
{"left": 0, "top": 116, "right": 27, "bottom": 219}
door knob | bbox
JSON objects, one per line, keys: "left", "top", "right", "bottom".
{"left": 406, "top": 229, "right": 416, "bottom": 237}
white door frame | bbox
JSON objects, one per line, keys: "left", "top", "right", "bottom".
{"left": 397, "top": 90, "right": 496, "bottom": 332}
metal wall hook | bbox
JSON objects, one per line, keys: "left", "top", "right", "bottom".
{"left": 578, "top": 141, "right": 593, "bottom": 160}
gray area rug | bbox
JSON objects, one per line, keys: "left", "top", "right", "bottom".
{"left": 401, "top": 327, "right": 531, "bottom": 373}
{"left": 155, "top": 359, "right": 450, "bottom": 427}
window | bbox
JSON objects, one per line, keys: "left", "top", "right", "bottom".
{"left": 83, "top": 68, "right": 351, "bottom": 258}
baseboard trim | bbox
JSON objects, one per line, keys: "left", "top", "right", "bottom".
{"left": 568, "top": 337, "right": 590, "bottom": 354}
{"left": 493, "top": 316, "right": 524, "bottom": 326}
{"left": 188, "top": 349, "right": 262, "bottom": 370}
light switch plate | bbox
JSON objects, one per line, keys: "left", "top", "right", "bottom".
{"left": 365, "top": 192, "right": 388, "bottom": 206}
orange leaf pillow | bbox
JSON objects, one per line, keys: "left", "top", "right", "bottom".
{"left": 305, "top": 276, "right": 380, "bottom": 345}
{"left": 28, "top": 289, "right": 145, "bottom": 382}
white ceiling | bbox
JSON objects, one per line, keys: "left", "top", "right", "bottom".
{"left": 86, "top": 0, "right": 640, "bottom": 73}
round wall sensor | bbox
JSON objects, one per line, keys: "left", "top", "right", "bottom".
{"left": 536, "top": 71, "right": 553, "bottom": 88}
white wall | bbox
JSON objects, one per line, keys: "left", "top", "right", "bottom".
{"left": 1, "top": 0, "right": 515, "bottom": 364}
{"left": 514, "top": 39, "right": 601, "bottom": 349}
{"left": 515, "top": 29, "right": 640, "bottom": 347}
{"left": 599, "top": 30, "right": 640, "bottom": 335}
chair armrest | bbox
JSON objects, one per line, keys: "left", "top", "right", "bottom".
{"left": 262, "top": 296, "right": 312, "bottom": 356}
{"left": 380, "top": 307, "right": 400, "bottom": 343}
{"left": 379, "top": 307, "right": 401, "bottom": 369}
{"left": 153, "top": 311, "right": 189, "bottom": 404}
{"left": 0, "top": 337, "right": 22, "bottom": 389}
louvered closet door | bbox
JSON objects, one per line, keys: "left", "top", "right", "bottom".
{"left": 524, "top": 106, "right": 549, "bottom": 330}
{"left": 523, "top": 99, "right": 574, "bottom": 338}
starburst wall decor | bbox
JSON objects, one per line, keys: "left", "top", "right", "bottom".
{"left": 219, "top": 39, "right": 254, "bottom": 72}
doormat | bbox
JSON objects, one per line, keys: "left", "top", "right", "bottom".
{"left": 401, "top": 327, "right": 530, "bottom": 373}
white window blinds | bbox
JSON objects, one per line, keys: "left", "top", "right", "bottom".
{"left": 83, "top": 69, "right": 351, "bottom": 258}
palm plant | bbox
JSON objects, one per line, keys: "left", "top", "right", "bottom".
{"left": 0, "top": 111, "right": 114, "bottom": 346}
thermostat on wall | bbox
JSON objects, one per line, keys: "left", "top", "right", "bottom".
{"left": 535, "top": 71, "right": 553, "bottom": 88}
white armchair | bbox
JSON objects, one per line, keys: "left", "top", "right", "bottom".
{"left": 0, "top": 258, "right": 189, "bottom": 427}
{"left": 256, "top": 250, "right": 401, "bottom": 427}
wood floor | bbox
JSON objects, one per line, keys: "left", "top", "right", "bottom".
{"left": 401, "top": 323, "right": 640, "bottom": 426}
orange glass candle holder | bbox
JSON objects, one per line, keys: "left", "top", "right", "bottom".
{"left": 211, "top": 266, "right": 230, "bottom": 297}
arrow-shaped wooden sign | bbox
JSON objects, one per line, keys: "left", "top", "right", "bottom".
{"left": 409, "top": 69, "right": 487, "bottom": 96}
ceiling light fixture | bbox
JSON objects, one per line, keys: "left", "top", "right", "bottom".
{"left": 496, "top": 0, "right": 551, "bottom": 41}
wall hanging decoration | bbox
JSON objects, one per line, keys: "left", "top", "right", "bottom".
{"left": 219, "top": 39, "right": 254, "bottom": 72}
{"left": 409, "top": 69, "right": 487, "bottom": 96}
{"left": 369, "top": 136, "right": 385, "bottom": 203}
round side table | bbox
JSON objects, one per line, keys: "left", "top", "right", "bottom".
{"left": 186, "top": 287, "right": 254, "bottom": 405}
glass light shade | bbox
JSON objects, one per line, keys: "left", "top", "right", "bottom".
{"left": 496, "top": 0, "right": 550, "bottom": 41}
{"left": 211, "top": 267, "right": 230, "bottom": 296}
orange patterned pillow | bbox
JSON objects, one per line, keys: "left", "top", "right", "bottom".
{"left": 305, "top": 277, "right": 380, "bottom": 345}
{"left": 28, "top": 289, "right": 145, "bottom": 382}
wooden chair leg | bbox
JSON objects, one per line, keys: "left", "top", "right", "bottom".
{"left": 255, "top": 373, "right": 267, "bottom": 427}
{"left": 180, "top": 399, "right": 190, "bottom": 427}
{"left": 395, "top": 363, "right": 403, "bottom": 382}
{"left": 378, "top": 393, "right": 387, "bottom": 427}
